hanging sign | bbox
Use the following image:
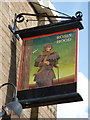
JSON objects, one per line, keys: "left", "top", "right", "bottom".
{"left": 18, "top": 29, "right": 78, "bottom": 90}
{"left": 17, "top": 21, "right": 83, "bottom": 108}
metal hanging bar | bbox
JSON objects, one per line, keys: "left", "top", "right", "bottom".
{"left": 8, "top": 10, "right": 83, "bottom": 40}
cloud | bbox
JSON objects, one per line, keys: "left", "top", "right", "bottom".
{"left": 57, "top": 72, "right": 88, "bottom": 118}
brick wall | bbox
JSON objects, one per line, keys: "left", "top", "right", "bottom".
{"left": 38, "top": 105, "right": 57, "bottom": 118}
{"left": 0, "top": 1, "right": 57, "bottom": 119}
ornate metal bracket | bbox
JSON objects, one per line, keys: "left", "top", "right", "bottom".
{"left": 8, "top": 11, "right": 83, "bottom": 40}
{"left": 8, "top": 14, "right": 20, "bottom": 40}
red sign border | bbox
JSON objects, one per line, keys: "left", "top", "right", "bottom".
{"left": 18, "top": 28, "right": 78, "bottom": 90}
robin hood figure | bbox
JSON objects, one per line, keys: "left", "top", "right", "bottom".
{"left": 34, "top": 43, "right": 60, "bottom": 87}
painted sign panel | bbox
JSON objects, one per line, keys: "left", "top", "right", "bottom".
{"left": 18, "top": 28, "right": 78, "bottom": 90}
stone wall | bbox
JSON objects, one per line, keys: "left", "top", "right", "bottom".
{"left": 0, "top": 1, "right": 57, "bottom": 119}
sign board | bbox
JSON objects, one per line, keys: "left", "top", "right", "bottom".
{"left": 17, "top": 21, "right": 83, "bottom": 108}
{"left": 18, "top": 29, "right": 78, "bottom": 90}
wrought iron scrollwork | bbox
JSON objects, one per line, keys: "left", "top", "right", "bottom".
{"left": 13, "top": 11, "right": 83, "bottom": 24}
{"left": 75, "top": 11, "right": 83, "bottom": 21}
{"left": 15, "top": 13, "right": 40, "bottom": 23}
{"left": 8, "top": 11, "right": 83, "bottom": 40}
{"left": 15, "top": 14, "right": 25, "bottom": 23}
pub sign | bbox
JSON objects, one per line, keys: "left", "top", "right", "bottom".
{"left": 17, "top": 21, "right": 83, "bottom": 108}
